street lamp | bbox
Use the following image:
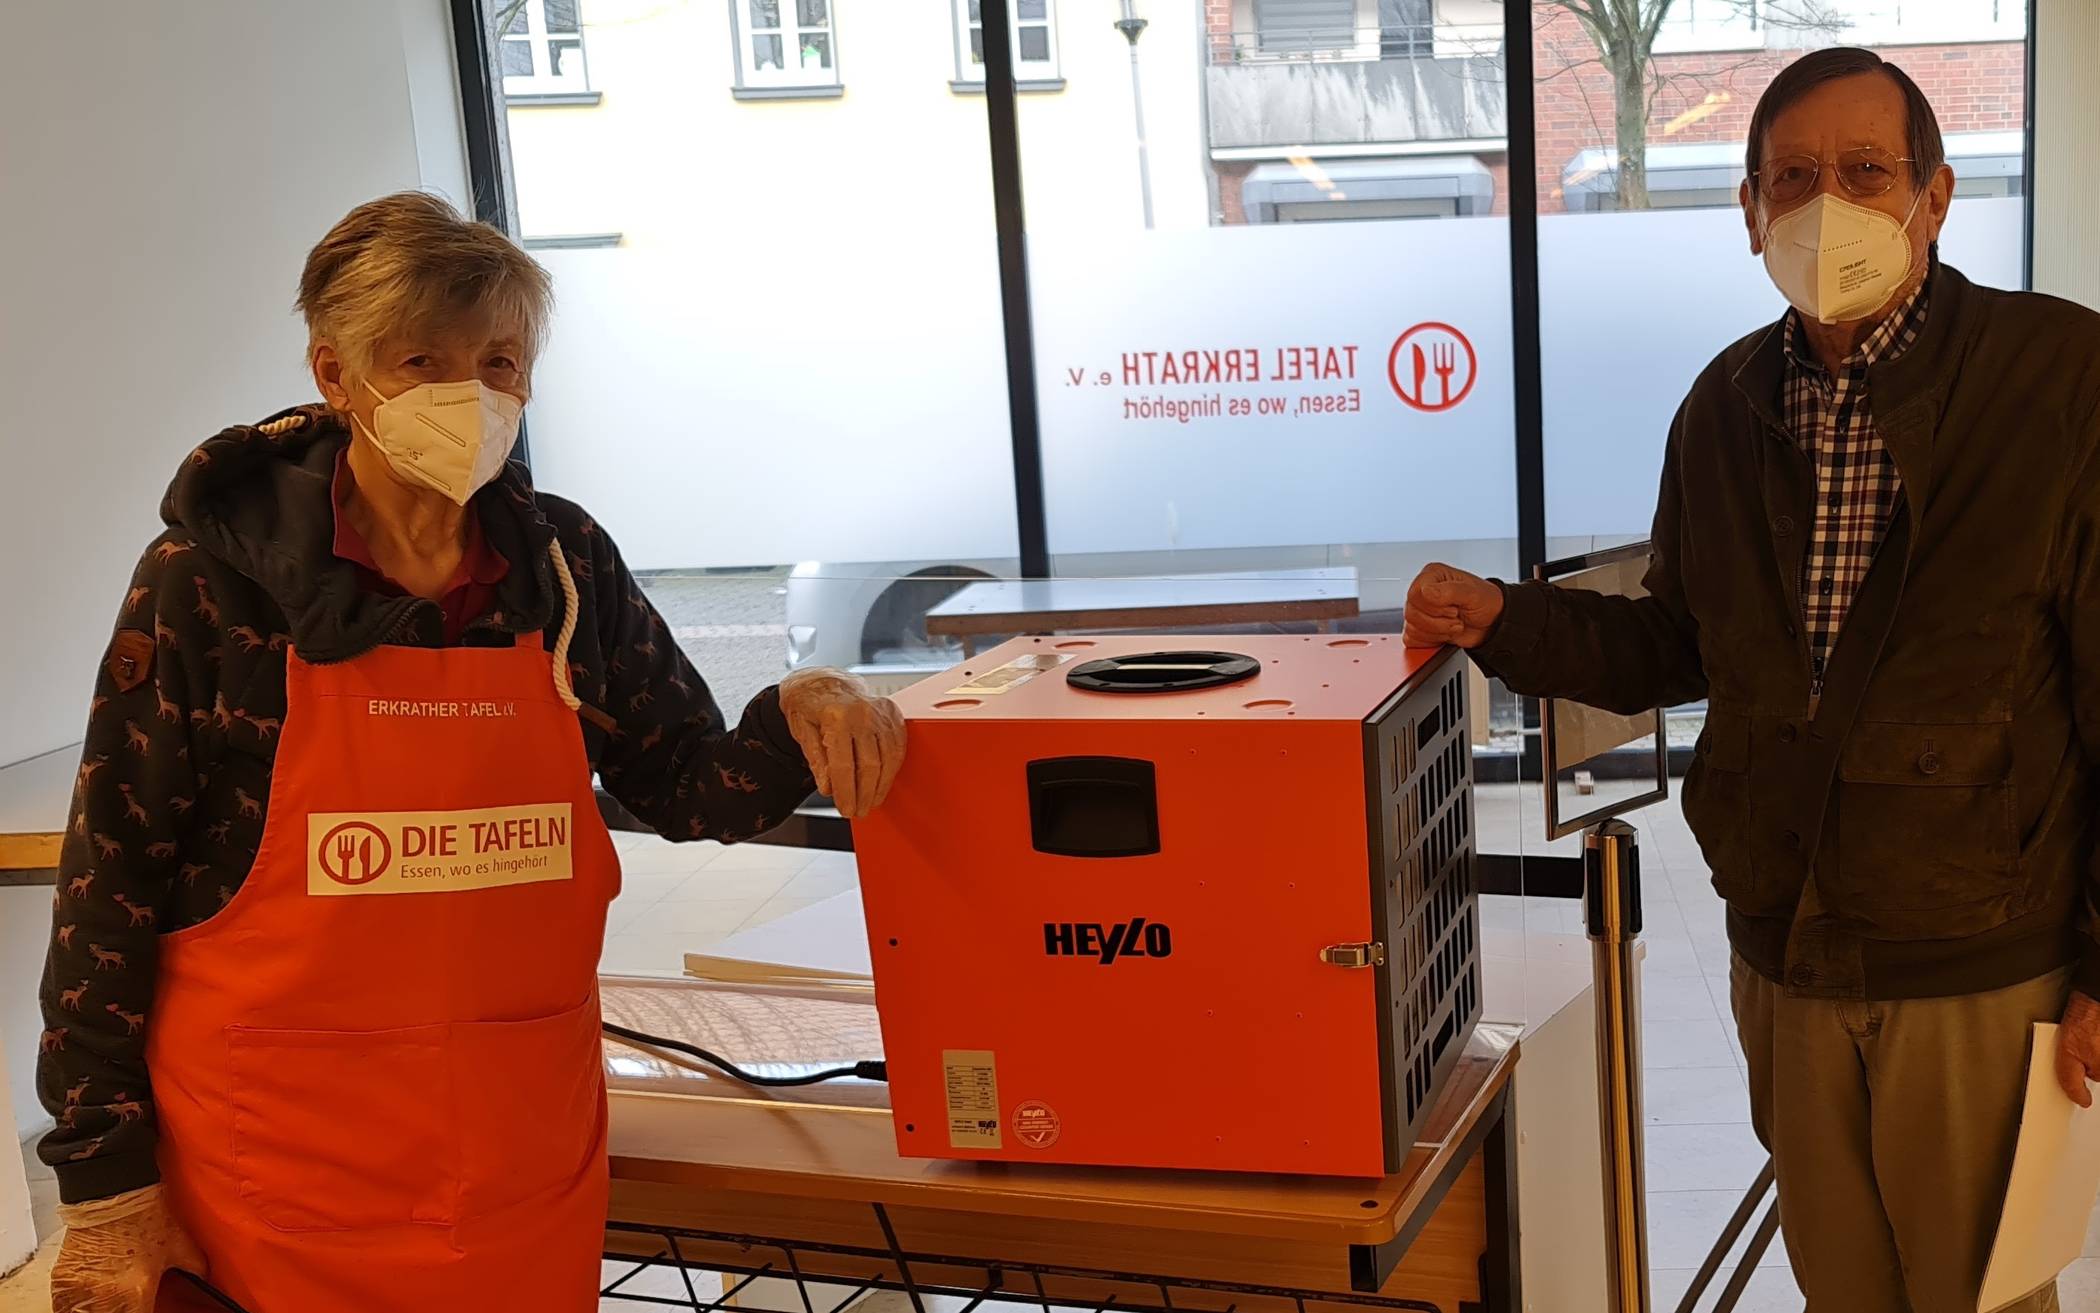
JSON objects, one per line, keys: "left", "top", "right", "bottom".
{"left": 1115, "top": 0, "right": 1155, "bottom": 229}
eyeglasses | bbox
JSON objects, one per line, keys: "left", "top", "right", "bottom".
{"left": 1754, "top": 147, "right": 1915, "bottom": 205}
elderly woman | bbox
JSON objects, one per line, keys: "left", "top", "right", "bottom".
{"left": 36, "top": 193, "right": 905, "bottom": 1313}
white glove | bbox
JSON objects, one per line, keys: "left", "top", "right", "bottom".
{"left": 779, "top": 668, "right": 906, "bottom": 818}
{"left": 50, "top": 1184, "right": 207, "bottom": 1313}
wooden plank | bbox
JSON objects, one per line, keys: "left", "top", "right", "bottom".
{"left": 0, "top": 832, "right": 62, "bottom": 873}
{"left": 608, "top": 1161, "right": 1484, "bottom": 1311}
{"left": 925, "top": 597, "right": 1360, "bottom": 638}
{"left": 606, "top": 1013, "right": 1519, "bottom": 1247}
{"left": 921, "top": 572, "right": 1361, "bottom": 637}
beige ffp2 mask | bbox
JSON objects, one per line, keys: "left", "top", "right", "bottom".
{"left": 354, "top": 377, "right": 524, "bottom": 506}
{"left": 1760, "top": 189, "right": 1926, "bottom": 326}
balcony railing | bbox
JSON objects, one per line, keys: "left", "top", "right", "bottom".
{"left": 1205, "top": 27, "right": 1507, "bottom": 152}
{"left": 1210, "top": 23, "right": 1436, "bottom": 65}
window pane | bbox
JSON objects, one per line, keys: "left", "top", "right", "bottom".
{"left": 1017, "top": 0, "right": 1046, "bottom": 20}
{"left": 798, "top": 0, "right": 829, "bottom": 27}
{"left": 968, "top": 0, "right": 981, "bottom": 18}
{"left": 969, "top": 27, "right": 984, "bottom": 64}
{"left": 1018, "top": 26, "right": 1049, "bottom": 61}
{"left": 749, "top": 0, "right": 780, "bottom": 31}
{"left": 550, "top": 38, "right": 583, "bottom": 79}
{"left": 1376, "top": 0, "right": 1429, "bottom": 58}
{"left": 1025, "top": 2, "right": 1518, "bottom": 678}
{"left": 498, "top": 0, "right": 529, "bottom": 36}
{"left": 544, "top": 0, "right": 580, "bottom": 34}
{"left": 1019, "top": 0, "right": 1539, "bottom": 939}
{"left": 499, "top": 38, "right": 534, "bottom": 76}
{"left": 1253, "top": 0, "right": 1355, "bottom": 54}
{"left": 800, "top": 32, "right": 832, "bottom": 70}
{"left": 499, "top": 0, "right": 1019, "bottom": 723}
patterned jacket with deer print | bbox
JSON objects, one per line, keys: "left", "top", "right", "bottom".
{"left": 36, "top": 405, "right": 817, "bottom": 1203}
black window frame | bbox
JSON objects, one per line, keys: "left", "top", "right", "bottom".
{"left": 449, "top": 0, "right": 2041, "bottom": 599}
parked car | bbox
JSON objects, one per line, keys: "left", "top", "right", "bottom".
{"left": 782, "top": 537, "right": 1540, "bottom": 688}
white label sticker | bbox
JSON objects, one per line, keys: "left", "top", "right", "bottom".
{"left": 308, "top": 803, "right": 574, "bottom": 896}
{"left": 946, "top": 653, "right": 1072, "bottom": 696}
{"left": 943, "top": 1050, "right": 1002, "bottom": 1149}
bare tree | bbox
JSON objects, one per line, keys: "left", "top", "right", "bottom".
{"left": 1540, "top": 0, "right": 1844, "bottom": 210}
{"left": 494, "top": 0, "right": 531, "bottom": 40}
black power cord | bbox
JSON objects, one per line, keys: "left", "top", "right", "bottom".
{"left": 601, "top": 1021, "right": 887, "bottom": 1087}
{"left": 174, "top": 1269, "right": 253, "bottom": 1312}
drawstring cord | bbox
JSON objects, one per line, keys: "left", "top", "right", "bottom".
{"left": 547, "top": 539, "right": 582, "bottom": 712}
{"left": 546, "top": 540, "right": 620, "bottom": 736}
{"left": 254, "top": 415, "right": 304, "bottom": 438}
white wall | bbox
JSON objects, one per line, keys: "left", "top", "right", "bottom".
{"left": 1, "top": 887, "right": 46, "bottom": 1274}
{"left": 3, "top": 882, "right": 53, "bottom": 1154}
{"left": 0, "top": 0, "right": 470, "bottom": 769}
{"left": 0, "top": 1, "right": 469, "bottom": 1257}
{"left": 1515, "top": 984, "right": 1608, "bottom": 1313}
{"left": 2032, "top": 0, "right": 2100, "bottom": 312}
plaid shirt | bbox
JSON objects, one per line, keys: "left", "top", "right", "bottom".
{"left": 1783, "top": 279, "right": 1930, "bottom": 698}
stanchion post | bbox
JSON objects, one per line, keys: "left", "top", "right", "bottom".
{"left": 1585, "top": 818, "right": 1650, "bottom": 1313}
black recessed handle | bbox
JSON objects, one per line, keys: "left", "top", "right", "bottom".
{"left": 1027, "top": 757, "right": 1160, "bottom": 858}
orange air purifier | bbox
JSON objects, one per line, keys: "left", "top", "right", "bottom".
{"left": 851, "top": 635, "right": 1482, "bottom": 1178}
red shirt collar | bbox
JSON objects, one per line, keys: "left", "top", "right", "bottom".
{"left": 331, "top": 449, "right": 509, "bottom": 594}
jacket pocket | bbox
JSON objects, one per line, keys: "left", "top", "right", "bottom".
{"left": 450, "top": 994, "right": 606, "bottom": 1220}
{"left": 1836, "top": 720, "right": 2020, "bottom": 937}
{"left": 1682, "top": 709, "right": 1769, "bottom": 909}
{"left": 228, "top": 1022, "right": 457, "bottom": 1232}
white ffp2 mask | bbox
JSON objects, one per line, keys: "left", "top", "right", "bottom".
{"left": 1760, "top": 190, "right": 1925, "bottom": 326}
{"left": 354, "top": 378, "right": 524, "bottom": 505}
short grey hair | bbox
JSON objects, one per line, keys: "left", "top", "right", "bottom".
{"left": 1746, "top": 47, "right": 1947, "bottom": 198}
{"left": 296, "top": 192, "right": 553, "bottom": 372}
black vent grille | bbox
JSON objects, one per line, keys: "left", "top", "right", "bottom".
{"left": 1368, "top": 657, "right": 1482, "bottom": 1145}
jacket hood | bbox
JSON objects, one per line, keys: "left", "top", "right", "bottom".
{"left": 163, "top": 403, "right": 561, "bottom": 662}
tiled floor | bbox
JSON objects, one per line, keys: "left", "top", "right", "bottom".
{"left": 1471, "top": 788, "right": 1807, "bottom": 1306}
{"left": 0, "top": 1142, "right": 58, "bottom": 1312}
{"left": 1480, "top": 789, "right": 2100, "bottom": 1310}
{"left": 11, "top": 801, "right": 2100, "bottom": 1310}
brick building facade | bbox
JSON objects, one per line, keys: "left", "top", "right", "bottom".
{"left": 1205, "top": 2, "right": 2024, "bottom": 222}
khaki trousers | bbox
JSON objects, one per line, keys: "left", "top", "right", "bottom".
{"left": 1729, "top": 956, "right": 2070, "bottom": 1313}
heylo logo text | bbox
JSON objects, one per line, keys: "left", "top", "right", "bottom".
{"left": 1044, "top": 918, "right": 1173, "bottom": 964}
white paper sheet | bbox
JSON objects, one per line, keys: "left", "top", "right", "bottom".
{"left": 1978, "top": 1023, "right": 2100, "bottom": 1311}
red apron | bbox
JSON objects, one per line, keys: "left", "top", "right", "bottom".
{"left": 148, "top": 632, "right": 617, "bottom": 1312}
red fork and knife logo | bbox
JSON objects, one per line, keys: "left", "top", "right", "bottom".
{"left": 319, "top": 820, "right": 392, "bottom": 886}
{"left": 1387, "top": 322, "right": 1476, "bottom": 413}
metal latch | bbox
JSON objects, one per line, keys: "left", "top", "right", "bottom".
{"left": 1320, "top": 942, "right": 1386, "bottom": 969}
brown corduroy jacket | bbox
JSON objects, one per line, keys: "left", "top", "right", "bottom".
{"left": 1476, "top": 264, "right": 2100, "bottom": 1001}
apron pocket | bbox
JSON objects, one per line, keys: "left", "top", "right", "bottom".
{"left": 227, "top": 1022, "right": 457, "bottom": 1232}
{"left": 450, "top": 994, "right": 606, "bottom": 1220}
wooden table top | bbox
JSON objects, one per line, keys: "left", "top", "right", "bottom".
{"left": 601, "top": 974, "right": 1518, "bottom": 1248}
{"left": 923, "top": 570, "right": 1360, "bottom": 636}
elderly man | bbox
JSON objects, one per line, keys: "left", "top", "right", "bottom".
{"left": 1407, "top": 48, "right": 2100, "bottom": 1312}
